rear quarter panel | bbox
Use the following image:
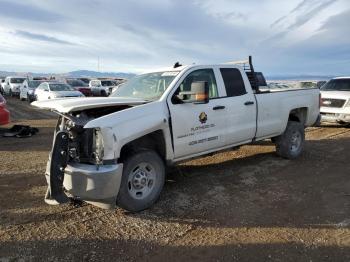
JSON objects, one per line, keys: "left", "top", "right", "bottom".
{"left": 255, "top": 88, "right": 319, "bottom": 139}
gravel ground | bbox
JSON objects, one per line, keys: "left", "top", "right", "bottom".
{"left": 0, "top": 97, "right": 349, "bottom": 261}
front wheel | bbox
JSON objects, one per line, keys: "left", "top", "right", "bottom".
{"left": 117, "top": 150, "right": 165, "bottom": 212}
{"left": 274, "top": 121, "right": 305, "bottom": 159}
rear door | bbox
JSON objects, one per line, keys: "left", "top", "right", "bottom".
{"left": 216, "top": 67, "right": 257, "bottom": 144}
{"left": 167, "top": 67, "right": 227, "bottom": 158}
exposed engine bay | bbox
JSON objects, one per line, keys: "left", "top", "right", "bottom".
{"left": 54, "top": 105, "right": 132, "bottom": 165}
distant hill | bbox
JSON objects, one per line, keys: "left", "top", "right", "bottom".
{"left": 66, "top": 70, "right": 135, "bottom": 79}
{"left": 0, "top": 70, "right": 338, "bottom": 81}
{"left": 0, "top": 70, "right": 135, "bottom": 79}
{"left": 266, "top": 75, "right": 335, "bottom": 81}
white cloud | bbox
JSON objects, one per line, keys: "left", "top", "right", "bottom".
{"left": 0, "top": 0, "right": 348, "bottom": 75}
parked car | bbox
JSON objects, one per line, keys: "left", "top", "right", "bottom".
{"left": 32, "top": 77, "right": 48, "bottom": 81}
{"left": 3, "top": 76, "right": 26, "bottom": 97}
{"left": 0, "top": 94, "right": 10, "bottom": 125}
{"left": 78, "top": 78, "right": 91, "bottom": 84}
{"left": 33, "top": 56, "right": 320, "bottom": 212}
{"left": 0, "top": 78, "right": 5, "bottom": 94}
{"left": 20, "top": 79, "right": 46, "bottom": 102}
{"left": 34, "top": 82, "right": 84, "bottom": 101}
{"left": 320, "top": 77, "right": 350, "bottom": 124}
{"left": 65, "top": 79, "right": 92, "bottom": 96}
{"left": 316, "top": 81, "right": 327, "bottom": 89}
{"left": 89, "top": 79, "right": 117, "bottom": 96}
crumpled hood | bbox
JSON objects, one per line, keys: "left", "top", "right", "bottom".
{"left": 31, "top": 97, "right": 147, "bottom": 113}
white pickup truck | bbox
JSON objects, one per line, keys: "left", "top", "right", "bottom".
{"left": 33, "top": 58, "right": 320, "bottom": 212}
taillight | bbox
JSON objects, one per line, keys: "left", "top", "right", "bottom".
{"left": 319, "top": 93, "right": 322, "bottom": 108}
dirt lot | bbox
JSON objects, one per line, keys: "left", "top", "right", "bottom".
{"left": 0, "top": 97, "right": 349, "bottom": 261}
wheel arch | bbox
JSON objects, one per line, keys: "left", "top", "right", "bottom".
{"left": 119, "top": 130, "right": 167, "bottom": 163}
{"left": 288, "top": 107, "right": 308, "bottom": 125}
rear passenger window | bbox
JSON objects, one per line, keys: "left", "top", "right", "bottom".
{"left": 220, "top": 68, "right": 246, "bottom": 97}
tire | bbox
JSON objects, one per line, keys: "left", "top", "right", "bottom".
{"left": 117, "top": 150, "right": 165, "bottom": 212}
{"left": 274, "top": 121, "right": 305, "bottom": 159}
{"left": 9, "top": 89, "right": 12, "bottom": 97}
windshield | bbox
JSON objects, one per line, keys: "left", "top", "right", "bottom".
{"left": 67, "top": 79, "right": 88, "bottom": 87}
{"left": 321, "top": 79, "right": 350, "bottom": 91}
{"left": 111, "top": 71, "right": 178, "bottom": 100}
{"left": 28, "top": 80, "right": 43, "bottom": 88}
{"left": 10, "top": 78, "right": 25, "bottom": 84}
{"left": 49, "top": 84, "right": 75, "bottom": 91}
{"left": 101, "top": 80, "right": 116, "bottom": 86}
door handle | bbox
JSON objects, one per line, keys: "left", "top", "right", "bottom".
{"left": 244, "top": 101, "right": 255, "bottom": 106}
{"left": 213, "top": 105, "right": 225, "bottom": 110}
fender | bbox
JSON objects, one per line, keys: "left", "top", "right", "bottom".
{"left": 84, "top": 101, "right": 174, "bottom": 160}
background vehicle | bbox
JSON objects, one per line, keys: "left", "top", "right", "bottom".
{"left": 316, "top": 81, "right": 327, "bottom": 89}
{"left": 3, "top": 76, "right": 26, "bottom": 97}
{"left": 0, "top": 94, "right": 10, "bottom": 125}
{"left": 20, "top": 79, "right": 45, "bottom": 102}
{"left": 33, "top": 57, "right": 319, "bottom": 212}
{"left": 34, "top": 82, "right": 84, "bottom": 101}
{"left": 78, "top": 78, "right": 90, "bottom": 84}
{"left": 320, "top": 77, "right": 350, "bottom": 124}
{"left": 89, "top": 79, "right": 117, "bottom": 96}
{"left": 65, "top": 79, "right": 92, "bottom": 96}
{"left": 0, "top": 78, "right": 5, "bottom": 94}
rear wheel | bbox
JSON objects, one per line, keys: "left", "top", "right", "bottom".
{"left": 274, "top": 121, "right": 305, "bottom": 159}
{"left": 117, "top": 150, "right": 165, "bottom": 212}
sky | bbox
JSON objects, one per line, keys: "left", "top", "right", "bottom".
{"left": 0, "top": 0, "right": 349, "bottom": 76}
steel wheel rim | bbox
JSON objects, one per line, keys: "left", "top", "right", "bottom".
{"left": 127, "top": 162, "right": 156, "bottom": 200}
{"left": 290, "top": 131, "right": 302, "bottom": 153}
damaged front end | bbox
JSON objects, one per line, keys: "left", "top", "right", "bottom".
{"left": 45, "top": 109, "right": 124, "bottom": 209}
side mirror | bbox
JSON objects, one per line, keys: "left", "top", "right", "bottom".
{"left": 176, "top": 81, "right": 209, "bottom": 104}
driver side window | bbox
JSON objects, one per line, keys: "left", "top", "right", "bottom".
{"left": 176, "top": 69, "right": 218, "bottom": 101}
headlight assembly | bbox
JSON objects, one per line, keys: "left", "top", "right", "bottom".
{"left": 93, "top": 128, "right": 104, "bottom": 164}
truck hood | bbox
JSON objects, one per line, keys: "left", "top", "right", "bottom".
{"left": 321, "top": 90, "right": 350, "bottom": 100}
{"left": 31, "top": 97, "right": 147, "bottom": 113}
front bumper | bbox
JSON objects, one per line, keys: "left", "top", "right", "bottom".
{"left": 44, "top": 130, "right": 123, "bottom": 209}
{"left": 321, "top": 112, "right": 350, "bottom": 123}
{"left": 45, "top": 162, "right": 123, "bottom": 209}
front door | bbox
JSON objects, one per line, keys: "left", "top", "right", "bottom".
{"left": 167, "top": 68, "right": 226, "bottom": 159}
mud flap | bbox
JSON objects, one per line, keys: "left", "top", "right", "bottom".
{"left": 44, "top": 131, "right": 70, "bottom": 205}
